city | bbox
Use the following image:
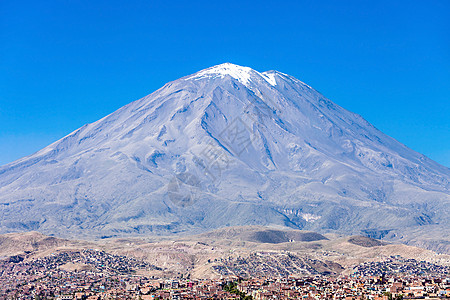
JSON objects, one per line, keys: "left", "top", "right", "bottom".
{"left": 1, "top": 249, "right": 449, "bottom": 299}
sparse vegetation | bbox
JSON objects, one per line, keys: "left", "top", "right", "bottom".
{"left": 224, "top": 282, "right": 253, "bottom": 300}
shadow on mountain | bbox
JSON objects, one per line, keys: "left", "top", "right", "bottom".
{"left": 348, "top": 235, "right": 387, "bottom": 247}
{"left": 247, "top": 229, "right": 328, "bottom": 244}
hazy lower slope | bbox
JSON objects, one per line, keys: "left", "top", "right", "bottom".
{"left": 0, "top": 63, "right": 448, "bottom": 251}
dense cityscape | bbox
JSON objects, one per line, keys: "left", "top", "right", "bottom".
{"left": 1, "top": 249, "right": 449, "bottom": 299}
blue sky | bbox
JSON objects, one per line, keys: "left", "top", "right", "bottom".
{"left": 1, "top": 0, "right": 449, "bottom": 167}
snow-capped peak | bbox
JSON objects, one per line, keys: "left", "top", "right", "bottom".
{"left": 187, "top": 63, "right": 277, "bottom": 87}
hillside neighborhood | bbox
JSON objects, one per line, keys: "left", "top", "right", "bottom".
{"left": 1, "top": 249, "right": 449, "bottom": 299}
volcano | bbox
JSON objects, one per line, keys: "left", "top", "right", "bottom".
{"left": 0, "top": 63, "right": 448, "bottom": 251}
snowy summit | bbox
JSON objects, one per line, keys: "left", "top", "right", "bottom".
{"left": 188, "top": 63, "right": 278, "bottom": 87}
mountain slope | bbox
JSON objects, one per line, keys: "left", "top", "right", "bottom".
{"left": 0, "top": 63, "right": 448, "bottom": 251}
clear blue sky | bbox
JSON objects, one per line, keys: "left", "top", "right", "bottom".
{"left": 1, "top": 0, "right": 449, "bottom": 167}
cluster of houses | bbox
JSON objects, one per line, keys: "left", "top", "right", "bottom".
{"left": 0, "top": 249, "right": 159, "bottom": 299}
{"left": 351, "top": 257, "right": 449, "bottom": 278}
{"left": 237, "top": 275, "right": 450, "bottom": 299}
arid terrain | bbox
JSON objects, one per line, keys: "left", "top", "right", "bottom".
{"left": 1, "top": 226, "right": 449, "bottom": 279}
